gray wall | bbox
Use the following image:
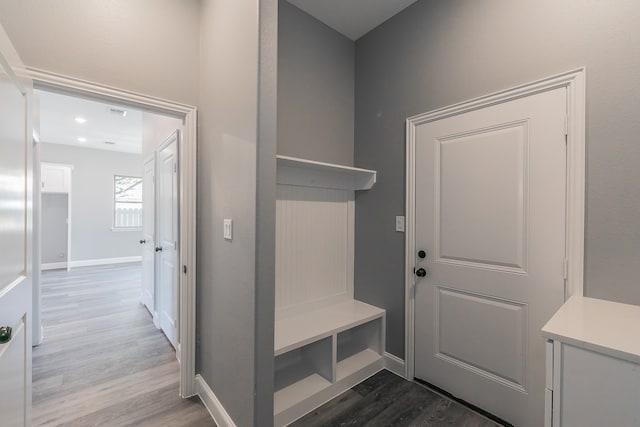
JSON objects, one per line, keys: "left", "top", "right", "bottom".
{"left": 197, "top": 0, "right": 276, "bottom": 425}
{"left": 41, "top": 193, "right": 68, "bottom": 264}
{"left": 40, "top": 144, "right": 142, "bottom": 262}
{"left": 0, "top": 0, "right": 200, "bottom": 106}
{"left": 278, "top": 0, "right": 354, "bottom": 165}
{"left": 354, "top": 0, "right": 640, "bottom": 358}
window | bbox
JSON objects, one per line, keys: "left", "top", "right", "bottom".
{"left": 114, "top": 175, "right": 142, "bottom": 229}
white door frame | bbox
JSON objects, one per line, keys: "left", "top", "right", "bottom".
{"left": 23, "top": 67, "right": 198, "bottom": 398}
{"left": 404, "top": 68, "right": 586, "bottom": 380}
{"left": 141, "top": 152, "right": 156, "bottom": 322}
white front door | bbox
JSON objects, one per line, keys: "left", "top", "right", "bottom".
{"left": 141, "top": 154, "right": 155, "bottom": 316}
{"left": 157, "top": 132, "right": 179, "bottom": 348}
{"left": 0, "top": 27, "right": 32, "bottom": 427}
{"left": 414, "top": 88, "right": 567, "bottom": 426}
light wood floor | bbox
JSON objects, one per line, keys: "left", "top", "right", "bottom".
{"left": 34, "top": 264, "right": 503, "bottom": 426}
{"left": 33, "top": 263, "right": 215, "bottom": 427}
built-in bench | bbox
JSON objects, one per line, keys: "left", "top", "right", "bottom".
{"left": 273, "top": 156, "right": 384, "bottom": 426}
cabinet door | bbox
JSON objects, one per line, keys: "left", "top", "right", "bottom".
{"left": 558, "top": 344, "right": 640, "bottom": 426}
{"left": 41, "top": 163, "right": 70, "bottom": 193}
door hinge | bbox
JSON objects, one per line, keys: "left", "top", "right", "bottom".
{"left": 174, "top": 162, "right": 177, "bottom": 173}
{"left": 564, "top": 115, "right": 569, "bottom": 143}
{"left": 563, "top": 259, "right": 569, "bottom": 280}
{"left": 183, "top": 265, "right": 187, "bottom": 274}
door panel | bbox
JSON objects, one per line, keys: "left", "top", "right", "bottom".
{"left": 0, "top": 312, "right": 26, "bottom": 427}
{"left": 157, "top": 132, "right": 179, "bottom": 348}
{"left": 438, "top": 122, "right": 527, "bottom": 270}
{"left": 414, "top": 88, "right": 567, "bottom": 427}
{"left": 436, "top": 287, "right": 527, "bottom": 390}
{"left": 0, "top": 27, "right": 32, "bottom": 427}
{"left": 141, "top": 155, "right": 155, "bottom": 315}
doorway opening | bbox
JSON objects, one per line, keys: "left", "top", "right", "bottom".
{"left": 28, "top": 68, "right": 197, "bottom": 406}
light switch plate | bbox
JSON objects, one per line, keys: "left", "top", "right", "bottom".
{"left": 395, "top": 215, "right": 405, "bottom": 232}
{"left": 223, "top": 219, "right": 233, "bottom": 240}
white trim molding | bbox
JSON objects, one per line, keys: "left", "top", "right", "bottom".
{"left": 20, "top": 67, "right": 198, "bottom": 398}
{"left": 41, "top": 262, "right": 68, "bottom": 271}
{"left": 195, "top": 375, "right": 237, "bottom": 427}
{"left": 404, "top": 68, "right": 586, "bottom": 380}
{"left": 383, "top": 352, "right": 406, "bottom": 377}
{"left": 68, "top": 256, "right": 142, "bottom": 268}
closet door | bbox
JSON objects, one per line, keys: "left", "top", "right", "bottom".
{"left": 156, "top": 132, "right": 179, "bottom": 348}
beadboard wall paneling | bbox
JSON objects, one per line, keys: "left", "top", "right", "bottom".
{"left": 276, "top": 185, "right": 354, "bottom": 312}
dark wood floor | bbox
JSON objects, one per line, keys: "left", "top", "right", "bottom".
{"left": 292, "top": 370, "right": 500, "bottom": 427}
{"left": 33, "top": 263, "right": 214, "bottom": 427}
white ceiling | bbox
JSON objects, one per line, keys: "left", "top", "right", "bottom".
{"left": 287, "top": 0, "right": 418, "bottom": 40}
{"left": 38, "top": 90, "right": 142, "bottom": 154}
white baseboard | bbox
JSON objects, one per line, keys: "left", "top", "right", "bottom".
{"left": 68, "top": 256, "right": 142, "bottom": 268}
{"left": 41, "top": 261, "right": 68, "bottom": 271}
{"left": 384, "top": 352, "right": 406, "bottom": 378}
{"left": 195, "top": 374, "right": 236, "bottom": 427}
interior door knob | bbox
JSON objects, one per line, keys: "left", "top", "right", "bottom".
{"left": 155, "top": 246, "right": 163, "bottom": 252}
{"left": 0, "top": 326, "right": 12, "bottom": 343}
{"left": 139, "top": 239, "right": 146, "bottom": 244}
{"left": 415, "top": 268, "right": 427, "bottom": 278}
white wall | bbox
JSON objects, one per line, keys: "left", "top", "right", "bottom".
{"left": 40, "top": 144, "right": 142, "bottom": 262}
{"left": 141, "top": 112, "right": 183, "bottom": 159}
{"left": 0, "top": 0, "right": 200, "bottom": 106}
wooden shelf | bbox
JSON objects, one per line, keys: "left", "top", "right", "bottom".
{"left": 275, "top": 299, "right": 385, "bottom": 356}
{"left": 276, "top": 155, "right": 376, "bottom": 191}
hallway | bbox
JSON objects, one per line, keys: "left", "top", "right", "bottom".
{"left": 32, "top": 263, "right": 214, "bottom": 426}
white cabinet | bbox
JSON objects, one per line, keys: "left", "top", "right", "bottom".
{"left": 542, "top": 296, "right": 640, "bottom": 427}
{"left": 41, "top": 163, "right": 71, "bottom": 193}
{"left": 274, "top": 156, "right": 383, "bottom": 426}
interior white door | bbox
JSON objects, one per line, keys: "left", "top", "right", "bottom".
{"left": 413, "top": 88, "right": 567, "bottom": 427}
{"left": 141, "top": 154, "right": 156, "bottom": 316}
{"left": 0, "top": 28, "right": 32, "bottom": 427}
{"left": 157, "top": 132, "right": 179, "bottom": 348}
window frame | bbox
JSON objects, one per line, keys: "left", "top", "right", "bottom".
{"left": 113, "top": 174, "right": 143, "bottom": 230}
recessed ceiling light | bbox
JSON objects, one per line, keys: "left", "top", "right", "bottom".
{"left": 74, "top": 116, "right": 86, "bottom": 124}
{"left": 77, "top": 137, "right": 87, "bottom": 142}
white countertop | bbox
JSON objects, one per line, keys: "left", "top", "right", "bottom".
{"left": 542, "top": 296, "right": 640, "bottom": 364}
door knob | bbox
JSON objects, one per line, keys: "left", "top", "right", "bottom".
{"left": 155, "top": 246, "right": 163, "bottom": 252}
{"left": 0, "top": 326, "right": 12, "bottom": 343}
{"left": 140, "top": 239, "right": 146, "bottom": 244}
{"left": 418, "top": 250, "right": 427, "bottom": 259}
{"left": 415, "top": 268, "right": 427, "bottom": 278}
